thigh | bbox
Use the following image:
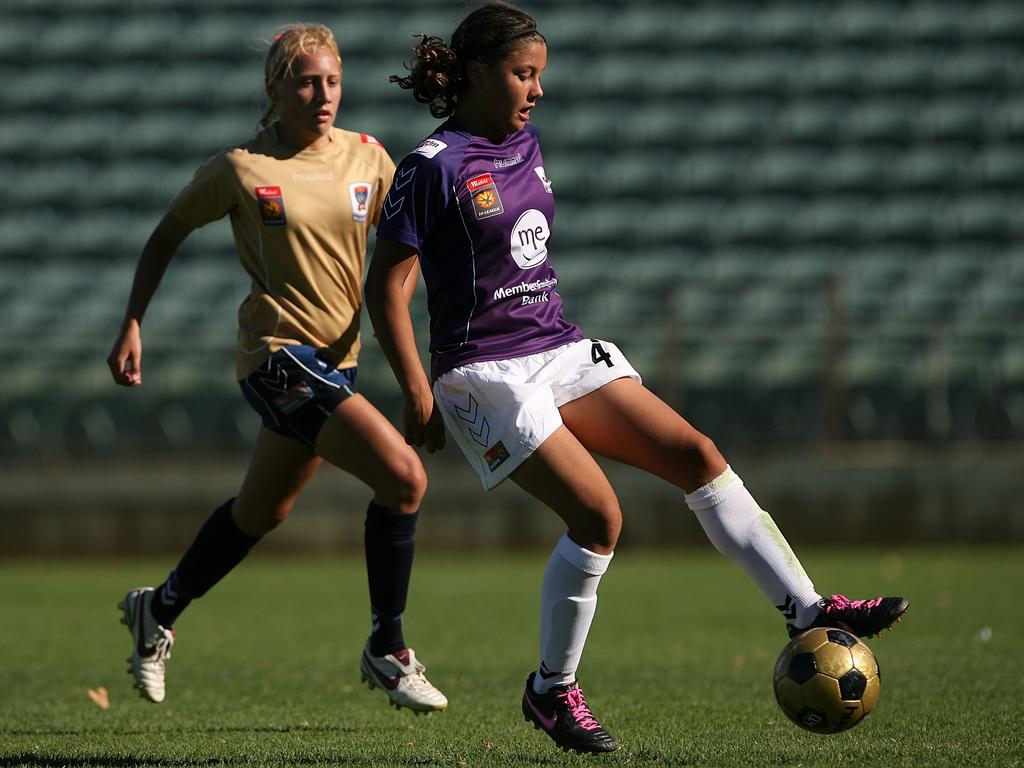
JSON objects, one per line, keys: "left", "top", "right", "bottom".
{"left": 432, "top": 353, "right": 565, "bottom": 490}
{"left": 235, "top": 425, "right": 322, "bottom": 533}
{"left": 510, "top": 425, "right": 620, "bottom": 554}
{"left": 314, "top": 393, "right": 423, "bottom": 495}
{"left": 559, "top": 377, "right": 726, "bottom": 492}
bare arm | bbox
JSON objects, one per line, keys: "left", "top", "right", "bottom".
{"left": 106, "top": 212, "right": 194, "bottom": 386}
{"left": 401, "top": 256, "right": 421, "bottom": 306}
{"left": 364, "top": 236, "right": 445, "bottom": 451}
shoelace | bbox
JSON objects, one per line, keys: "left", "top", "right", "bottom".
{"left": 404, "top": 660, "right": 433, "bottom": 691}
{"left": 146, "top": 630, "right": 173, "bottom": 662}
{"left": 558, "top": 688, "right": 600, "bottom": 731}
{"left": 826, "top": 594, "right": 882, "bottom": 612}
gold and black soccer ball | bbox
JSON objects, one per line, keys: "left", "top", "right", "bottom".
{"left": 772, "top": 627, "right": 880, "bottom": 733}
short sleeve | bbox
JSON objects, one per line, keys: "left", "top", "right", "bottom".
{"left": 375, "top": 152, "right": 451, "bottom": 252}
{"left": 167, "top": 151, "right": 238, "bottom": 228}
{"left": 371, "top": 148, "right": 397, "bottom": 228}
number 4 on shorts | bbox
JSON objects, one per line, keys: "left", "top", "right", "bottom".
{"left": 590, "top": 340, "right": 614, "bottom": 368}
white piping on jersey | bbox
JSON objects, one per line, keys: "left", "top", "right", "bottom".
{"left": 450, "top": 180, "right": 478, "bottom": 351}
{"left": 238, "top": 190, "right": 279, "bottom": 356}
{"left": 281, "top": 346, "right": 355, "bottom": 397}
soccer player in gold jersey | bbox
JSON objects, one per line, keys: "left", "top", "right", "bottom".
{"left": 107, "top": 23, "right": 446, "bottom": 714}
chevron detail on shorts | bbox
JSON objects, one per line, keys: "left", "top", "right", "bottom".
{"left": 251, "top": 363, "right": 289, "bottom": 393}
{"left": 453, "top": 393, "right": 490, "bottom": 446}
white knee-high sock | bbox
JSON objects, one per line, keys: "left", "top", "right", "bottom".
{"left": 685, "top": 466, "right": 822, "bottom": 628}
{"left": 534, "top": 533, "right": 613, "bottom": 694}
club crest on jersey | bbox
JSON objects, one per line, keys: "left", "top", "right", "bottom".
{"left": 533, "top": 166, "right": 553, "bottom": 193}
{"left": 484, "top": 440, "right": 510, "bottom": 471}
{"left": 467, "top": 173, "right": 504, "bottom": 220}
{"left": 349, "top": 182, "right": 372, "bottom": 223}
{"left": 255, "top": 186, "right": 286, "bottom": 226}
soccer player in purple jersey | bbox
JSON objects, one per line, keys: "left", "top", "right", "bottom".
{"left": 106, "top": 23, "right": 446, "bottom": 714}
{"left": 365, "top": 2, "right": 908, "bottom": 754}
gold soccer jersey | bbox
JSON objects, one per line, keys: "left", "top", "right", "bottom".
{"left": 169, "top": 126, "right": 395, "bottom": 377}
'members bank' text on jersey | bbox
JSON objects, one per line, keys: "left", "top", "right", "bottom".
{"left": 376, "top": 120, "right": 582, "bottom": 380}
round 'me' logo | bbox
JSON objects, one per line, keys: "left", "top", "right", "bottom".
{"left": 510, "top": 209, "right": 550, "bottom": 269}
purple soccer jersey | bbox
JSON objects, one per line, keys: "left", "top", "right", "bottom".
{"left": 376, "top": 120, "right": 583, "bottom": 380}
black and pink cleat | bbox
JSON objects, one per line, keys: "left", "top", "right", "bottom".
{"left": 788, "top": 594, "right": 909, "bottom": 639}
{"left": 522, "top": 672, "right": 618, "bottom": 754}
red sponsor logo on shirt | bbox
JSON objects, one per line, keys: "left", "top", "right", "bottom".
{"left": 467, "top": 172, "right": 504, "bottom": 220}
{"left": 254, "top": 186, "right": 286, "bottom": 225}
{"left": 360, "top": 133, "right": 383, "bottom": 146}
{"left": 467, "top": 173, "right": 495, "bottom": 193}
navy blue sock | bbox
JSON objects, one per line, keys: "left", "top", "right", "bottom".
{"left": 150, "top": 498, "right": 261, "bottom": 628}
{"left": 364, "top": 501, "right": 418, "bottom": 656}
{"left": 150, "top": 569, "right": 190, "bottom": 629}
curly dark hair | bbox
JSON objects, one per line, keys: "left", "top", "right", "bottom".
{"left": 390, "top": 2, "right": 545, "bottom": 118}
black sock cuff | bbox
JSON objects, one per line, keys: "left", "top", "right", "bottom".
{"left": 212, "top": 497, "right": 262, "bottom": 547}
{"left": 365, "top": 502, "right": 418, "bottom": 537}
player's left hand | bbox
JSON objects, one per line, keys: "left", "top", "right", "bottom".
{"left": 423, "top": 399, "right": 446, "bottom": 453}
{"left": 403, "top": 389, "right": 446, "bottom": 453}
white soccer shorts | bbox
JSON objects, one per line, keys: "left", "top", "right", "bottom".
{"left": 433, "top": 338, "right": 641, "bottom": 489}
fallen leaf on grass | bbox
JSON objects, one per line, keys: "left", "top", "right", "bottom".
{"left": 87, "top": 687, "right": 110, "bottom": 710}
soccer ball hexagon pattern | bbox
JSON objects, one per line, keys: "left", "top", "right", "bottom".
{"left": 773, "top": 627, "right": 880, "bottom": 733}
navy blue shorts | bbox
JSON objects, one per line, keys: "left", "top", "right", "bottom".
{"left": 239, "top": 345, "right": 357, "bottom": 449}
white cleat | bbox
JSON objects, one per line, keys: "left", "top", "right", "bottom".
{"left": 119, "top": 587, "right": 174, "bottom": 703}
{"left": 360, "top": 643, "right": 448, "bottom": 714}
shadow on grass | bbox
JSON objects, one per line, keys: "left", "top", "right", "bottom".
{"left": 2, "top": 724, "right": 359, "bottom": 737}
{"left": 0, "top": 725, "right": 530, "bottom": 768}
{"left": 2, "top": 759, "right": 252, "bottom": 768}
{"left": 0, "top": 755, "right": 508, "bottom": 768}
{"left": 1, "top": 758, "right": 356, "bottom": 768}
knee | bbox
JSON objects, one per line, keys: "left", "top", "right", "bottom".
{"left": 266, "top": 500, "right": 294, "bottom": 530}
{"left": 598, "top": 509, "right": 622, "bottom": 552}
{"left": 580, "top": 498, "right": 622, "bottom": 553}
{"left": 383, "top": 452, "right": 427, "bottom": 513}
{"left": 675, "top": 432, "right": 727, "bottom": 491}
{"left": 233, "top": 497, "right": 294, "bottom": 536}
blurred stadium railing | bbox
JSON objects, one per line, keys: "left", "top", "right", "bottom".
{"left": 2, "top": 1, "right": 1023, "bottom": 549}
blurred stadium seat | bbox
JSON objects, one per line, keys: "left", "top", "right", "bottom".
{"left": 2, "top": 0, "right": 1022, "bottom": 455}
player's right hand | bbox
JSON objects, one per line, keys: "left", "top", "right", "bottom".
{"left": 107, "top": 319, "right": 143, "bottom": 386}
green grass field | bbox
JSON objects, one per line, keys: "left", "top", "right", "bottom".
{"left": 2, "top": 549, "right": 1021, "bottom": 767}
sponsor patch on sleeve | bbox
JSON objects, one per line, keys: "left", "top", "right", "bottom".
{"left": 255, "top": 185, "right": 287, "bottom": 226}
{"left": 360, "top": 133, "right": 383, "bottom": 146}
{"left": 412, "top": 138, "right": 448, "bottom": 158}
